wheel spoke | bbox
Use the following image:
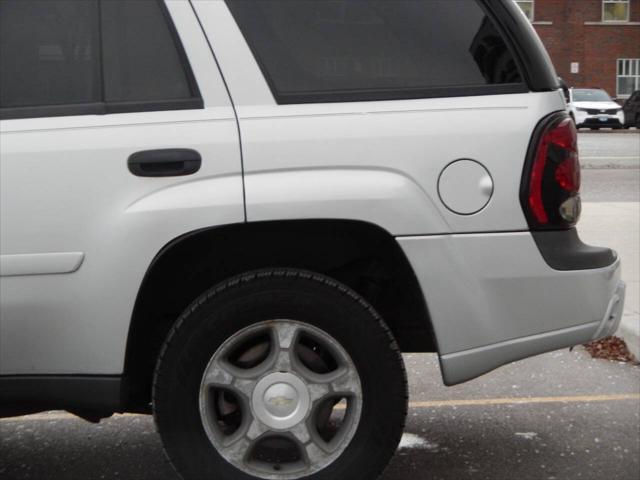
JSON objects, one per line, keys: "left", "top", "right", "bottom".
{"left": 233, "top": 378, "right": 257, "bottom": 399}
{"left": 274, "top": 348, "right": 295, "bottom": 372}
{"left": 308, "top": 382, "right": 331, "bottom": 403}
{"left": 329, "top": 365, "right": 361, "bottom": 396}
{"left": 305, "top": 440, "right": 331, "bottom": 465}
{"left": 290, "top": 422, "right": 312, "bottom": 445}
{"left": 307, "top": 365, "right": 361, "bottom": 404}
{"left": 273, "top": 322, "right": 299, "bottom": 350}
{"left": 202, "top": 359, "right": 235, "bottom": 388}
{"left": 246, "top": 418, "right": 270, "bottom": 441}
{"left": 202, "top": 358, "right": 261, "bottom": 401}
{"left": 269, "top": 322, "right": 301, "bottom": 373}
{"left": 219, "top": 435, "right": 252, "bottom": 462}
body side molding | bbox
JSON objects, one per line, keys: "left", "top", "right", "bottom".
{"left": 0, "top": 252, "right": 85, "bottom": 277}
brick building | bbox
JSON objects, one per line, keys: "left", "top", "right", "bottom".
{"left": 516, "top": 0, "right": 640, "bottom": 100}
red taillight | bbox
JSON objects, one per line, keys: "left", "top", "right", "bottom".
{"left": 548, "top": 118, "right": 577, "bottom": 151}
{"left": 528, "top": 133, "right": 549, "bottom": 224}
{"left": 555, "top": 158, "right": 580, "bottom": 192}
{"left": 522, "top": 114, "right": 581, "bottom": 229}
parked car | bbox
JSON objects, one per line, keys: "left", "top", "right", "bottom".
{"left": 0, "top": 1, "right": 625, "bottom": 480}
{"left": 623, "top": 90, "right": 640, "bottom": 128}
{"left": 568, "top": 88, "right": 625, "bottom": 129}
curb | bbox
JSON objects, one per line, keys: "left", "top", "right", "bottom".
{"left": 578, "top": 129, "right": 640, "bottom": 134}
{"left": 617, "top": 315, "right": 640, "bottom": 360}
{"left": 581, "top": 159, "right": 640, "bottom": 170}
{"left": 581, "top": 157, "right": 640, "bottom": 169}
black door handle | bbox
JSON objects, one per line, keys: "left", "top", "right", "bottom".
{"left": 128, "top": 149, "right": 201, "bottom": 177}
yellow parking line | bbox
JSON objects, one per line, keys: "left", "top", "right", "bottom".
{"left": 2, "top": 394, "right": 638, "bottom": 422}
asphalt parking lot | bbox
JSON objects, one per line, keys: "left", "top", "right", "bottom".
{"left": 1, "top": 132, "right": 639, "bottom": 480}
{"left": 1, "top": 349, "right": 638, "bottom": 480}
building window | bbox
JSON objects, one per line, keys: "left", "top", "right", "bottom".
{"left": 516, "top": 1, "right": 534, "bottom": 21}
{"left": 603, "top": 0, "right": 630, "bottom": 22}
{"left": 617, "top": 59, "right": 640, "bottom": 98}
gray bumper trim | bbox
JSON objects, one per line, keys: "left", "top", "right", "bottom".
{"left": 440, "top": 322, "right": 600, "bottom": 386}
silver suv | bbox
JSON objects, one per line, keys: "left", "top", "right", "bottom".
{"left": 0, "top": 1, "right": 625, "bottom": 479}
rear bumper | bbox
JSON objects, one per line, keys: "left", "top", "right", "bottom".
{"left": 531, "top": 228, "right": 616, "bottom": 270}
{"left": 577, "top": 117, "right": 623, "bottom": 128}
{"left": 592, "top": 281, "right": 625, "bottom": 339}
{"left": 398, "top": 231, "right": 623, "bottom": 385}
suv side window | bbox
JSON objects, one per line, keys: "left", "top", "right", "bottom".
{"left": 0, "top": 0, "right": 202, "bottom": 119}
{"left": 226, "top": 0, "right": 525, "bottom": 104}
{"left": 101, "top": 0, "right": 195, "bottom": 105}
{"left": 0, "top": 0, "right": 100, "bottom": 109}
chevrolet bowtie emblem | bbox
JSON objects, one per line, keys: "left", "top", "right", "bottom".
{"left": 268, "top": 396, "right": 295, "bottom": 407}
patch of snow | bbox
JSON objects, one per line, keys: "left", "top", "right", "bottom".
{"left": 398, "top": 433, "right": 439, "bottom": 452}
{"left": 515, "top": 432, "right": 538, "bottom": 440}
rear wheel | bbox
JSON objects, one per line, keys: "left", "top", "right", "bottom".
{"left": 153, "top": 269, "right": 408, "bottom": 480}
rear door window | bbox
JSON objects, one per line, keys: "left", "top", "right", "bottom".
{"left": 0, "top": 0, "right": 202, "bottom": 119}
{"left": 101, "top": 0, "right": 195, "bottom": 105}
{"left": 0, "top": 0, "right": 100, "bottom": 109}
{"left": 226, "top": 0, "right": 525, "bottom": 104}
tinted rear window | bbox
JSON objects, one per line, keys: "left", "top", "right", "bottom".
{"left": 101, "top": 0, "right": 193, "bottom": 103}
{"left": 0, "top": 0, "right": 201, "bottom": 119}
{"left": 226, "top": 0, "right": 524, "bottom": 103}
{"left": 0, "top": 0, "right": 100, "bottom": 108}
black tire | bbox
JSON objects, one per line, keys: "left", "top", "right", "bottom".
{"left": 636, "top": 114, "right": 640, "bottom": 128}
{"left": 153, "top": 269, "right": 408, "bottom": 480}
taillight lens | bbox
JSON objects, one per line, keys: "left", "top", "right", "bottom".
{"left": 521, "top": 114, "right": 581, "bottom": 230}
